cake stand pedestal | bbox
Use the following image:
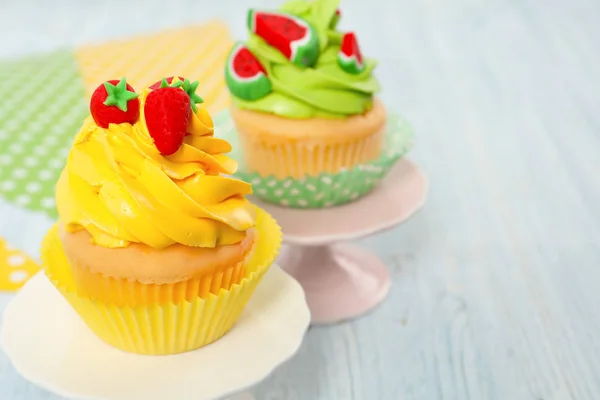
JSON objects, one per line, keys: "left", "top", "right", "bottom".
{"left": 252, "top": 158, "right": 428, "bottom": 325}
{"left": 0, "top": 266, "right": 310, "bottom": 400}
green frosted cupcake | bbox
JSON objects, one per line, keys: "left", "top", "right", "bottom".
{"left": 221, "top": 0, "right": 414, "bottom": 208}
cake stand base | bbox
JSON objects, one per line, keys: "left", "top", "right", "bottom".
{"left": 278, "top": 244, "right": 390, "bottom": 324}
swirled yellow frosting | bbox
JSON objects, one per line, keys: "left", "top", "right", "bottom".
{"left": 56, "top": 87, "right": 255, "bottom": 249}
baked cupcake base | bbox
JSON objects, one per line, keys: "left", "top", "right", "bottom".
{"left": 60, "top": 227, "right": 256, "bottom": 306}
{"left": 231, "top": 99, "right": 387, "bottom": 179}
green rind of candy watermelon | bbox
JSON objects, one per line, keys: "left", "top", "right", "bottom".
{"left": 248, "top": 9, "right": 320, "bottom": 68}
{"left": 338, "top": 52, "right": 365, "bottom": 74}
{"left": 225, "top": 43, "right": 272, "bottom": 101}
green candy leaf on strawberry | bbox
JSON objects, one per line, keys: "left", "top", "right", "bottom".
{"left": 161, "top": 77, "right": 183, "bottom": 88}
{"left": 104, "top": 77, "right": 139, "bottom": 111}
{"left": 90, "top": 77, "right": 140, "bottom": 128}
{"left": 150, "top": 76, "right": 204, "bottom": 113}
{"left": 149, "top": 76, "right": 185, "bottom": 90}
{"left": 144, "top": 87, "right": 191, "bottom": 156}
{"left": 180, "top": 79, "right": 204, "bottom": 113}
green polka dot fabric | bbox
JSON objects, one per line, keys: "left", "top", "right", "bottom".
{"left": 215, "top": 112, "right": 415, "bottom": 208}
{"left": 0, "top": 51, "right": 87, "bottom": 218}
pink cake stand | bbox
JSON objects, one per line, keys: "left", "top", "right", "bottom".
{"left": 251, "top": 158, "right": 428, "bottom": 325}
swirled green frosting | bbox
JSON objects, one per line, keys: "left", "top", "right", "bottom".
{"left": 232, "top": 0, "right": 380, "bottom": 119}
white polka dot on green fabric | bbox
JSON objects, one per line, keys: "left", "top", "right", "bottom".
{"left": 26, "top": 182, "right": 41, "bottom": 193}
{"left": 0, "top": 50, "right": 87, "bottom": 218}
{"left": 23, "top": 157, "right": 38, "bottom": 167}
{"left": 15, "top": 195, "right": 31, "bottom": 206}
{"left": 38, "top": 170, "right": 54, "bottom": 181}
{"left": 0, "top": 181, "right": 16, "bottom": 192}
{"left": 41, "top": 197, "right": 55, "bottom": 209}
{"left": 12, "top": 169, "right": 27, "bottom": 179}
{"left": 0, "top": 154, "right": 11, "bottom": 165}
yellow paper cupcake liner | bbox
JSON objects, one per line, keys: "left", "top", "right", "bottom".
{"left": 41, "top": 208, "right": 281, "bottom": 355}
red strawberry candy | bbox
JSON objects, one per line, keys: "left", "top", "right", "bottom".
{"left": 144, "top": 87, "right": 191, "bottom": 155}
{"left": 90, "top": 77, "right": 139, "bottom": 128}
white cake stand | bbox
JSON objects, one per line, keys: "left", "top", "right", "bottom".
{"left": 252, "top": 158, "right": 428, "bottom": 325}
{"left": 0, "top": 266, "right": 310, "bottom": 400}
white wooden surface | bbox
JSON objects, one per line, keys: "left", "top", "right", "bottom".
{"left": 2, "top": 0, "right": 600, "bottom": 399}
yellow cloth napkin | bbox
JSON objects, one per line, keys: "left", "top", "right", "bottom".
{"left": 75, "top": 21, "right": 233, "bottom": 114}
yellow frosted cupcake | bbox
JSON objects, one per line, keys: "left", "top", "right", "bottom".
{"left": 41, "top": 76, "right": 281, "bottom": 355}
{"left": 225, "top": 0, "right": 385, "bottom": 179}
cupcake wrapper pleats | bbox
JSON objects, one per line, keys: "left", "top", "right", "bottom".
{"left": 238, "top": 128, "right": 384, "bottom": 179}
{"left": 41, "top": 208, "right": 281, "bottom": 355}
{"left": 69, "top": 254, "right": 248, "bottom": 307}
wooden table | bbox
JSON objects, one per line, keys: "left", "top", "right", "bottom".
{"left": 1, "top": 0, "right": 599, "bottom": 398}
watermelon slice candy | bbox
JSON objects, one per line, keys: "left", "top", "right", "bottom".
{"left": 225, "top": 43, "right": 272, "bottom": 101}
{"left": 338, "top": 32, "right": 365, "bottom": 74}
{"left": 248, "top": 9, "right": 319, "bottom": 68}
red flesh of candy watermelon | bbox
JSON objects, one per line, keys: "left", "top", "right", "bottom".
{"left": 225, "top": 43, "right": 272, "bottom": 101}
{"left": 248, "top": 10, "right": 319, "bottom": 68}
{"left": 233, "top": 46, "right": 267, "bottom": 78}
{"left": 341, "top": 32, "right": 363, "bottom": 64}
{"left": 255, "top": 13, "right": 305, "bottom": 59}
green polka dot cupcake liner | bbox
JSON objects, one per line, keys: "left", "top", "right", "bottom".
{"left": 215, "top": 112, "right": 415, "bottom": 208}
